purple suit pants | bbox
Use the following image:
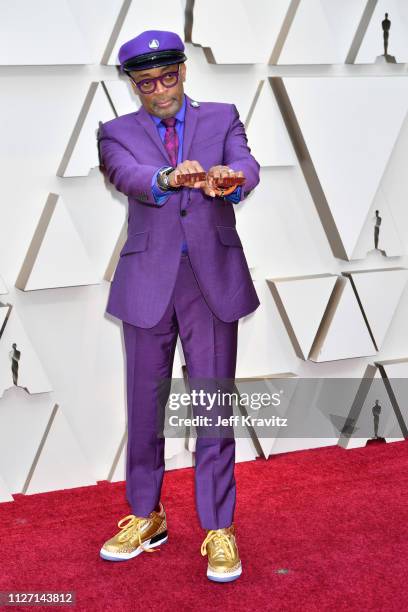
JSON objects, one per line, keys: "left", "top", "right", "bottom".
{"left": 122, "top": 252, "right": 238, "bottom": 530}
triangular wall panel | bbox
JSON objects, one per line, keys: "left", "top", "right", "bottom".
{"left": 102, "top": 79, "right": 141, "bottom": 117}
{"left": 237, "top": 281, "right": 295, "bottom": 377}
{"left": 0, "top": 0, "right": 91, "bottom": 65}
{"left": 57, "top": 82, "right": 116, "bottom": 177}
{"left": 344, "top": 267, "right": 408, "bottom": 350}
{"left": 0, "top": 387, "right": 54, "bottom": 493}
{"left": 0, "top": 276, "right": 7, "bottom": 295}
{"left": 268, "top": 274, "right": 338, "bottom": 360}
{"left": 246, "top": 80, "right": 296, "bottom": 167}
{"left": 352, "top": 187, "right": 404, "bottom": 259}
{"left": 25, "top": 404, "right": 96, "bottom": 495}
{"left": 193, "top": 0, "right": 290, "bottom": 64}
{"left": 272, "top": 76, "right": 408, "bottom": 260}
{"left": 15, "top": 193, "right": 100, "bottom": 291}
{"left": 310, "top": 277, "right": 377, "bottom": 361}
{"left": 277, "top": 0, "right": 367, "bottom": 65}
{"left": 0, "top": 474, "right": 13, "bottom": 502}
{"left": 0, "top": 305, "right": 52, "bottom": 398}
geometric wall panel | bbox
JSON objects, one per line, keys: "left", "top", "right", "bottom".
{"left": 275, "top": 0, "right": 367, "bottom": 65}
{"left": 377, "top": 356, "right": 408, "bottom": 378}
{"left": 235, "top": 375, "right": 298, "bottom": 460}
{"left": 15, "top": 193, "right": 100, "bottom": 291}
{"left": 352, "top": 186, "right": 404, "bottom": 259}
{"left": 0, "top": 275, "right": 7, "bottom": 294}
{"left": 0, "top": 0, "right": 91, "bottom": 65}
{"left": 267, "top": 375, "right": 339, "bottom": 456}
{"left": 0, "top": 305, "right": 52, "bottom": 398}
{"left": 267, "top": 274, "right": 338, "bottom": 360}
{"left": 268, "top": 269, "right": 405, "bottom": 362}
{"left": 236, "top": 281, "right": 295, "bottom": 377}
{"left": 102, "top": 80, "right": 141, "bottom": 118}
{"left": 0, "top": 473, "right": 13, "bottom": 502}
{"left": 335, "top": 366, "right": 407, "bottom": 449}
{"left": 376, "top": 357, "right": 408, "bottom": 436}
{"left": 309, "top": 277, "right": 377, "bottom": 362}
{"left": 0, "top": 303, "right": 9, "bottom": 337}
{"left": 234, "top": 438, "right": 259, "bottom": 464}
{"left": 108, "top": 430, "right": 126, "bottom": 483}
{"left": 269, "top": 435, "right": 337, "bottom": 456}
{"left": 192, "top": 0, "right": 289, "bottom": 64}
{"left": 343, "top": 267, "right": 408, "bottom": 351}
{"left": 147, "top": 40, "right": 256, "bottom": 126}
{"left": 355, "top": 0, "right": 408, "bottom": 64}
{"left": 104, "top": 0, "right": 184, "bottom": 66}
{"left": 24, "top": 404, "right": 96, "bottom": 495}
{"left": 57, "top": 82, "right": 116, "bottom": 177}
{"left": 0, "top": 387, "right": 55, "bottom": 493}
{"left": 246, "top": 80, "right": 296, "bottom": 167}
{"left": 272, "top": 76, "right": 408, "bottom": 260}
{"left": 104, "top": 221, "right": 128, "bottom": 284}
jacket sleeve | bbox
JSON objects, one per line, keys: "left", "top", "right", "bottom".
{"left": 97, "top": 121, "right": 163, "bottom": 206}
{"left": 222, "top": 104, "right": 260, "bottom": 203}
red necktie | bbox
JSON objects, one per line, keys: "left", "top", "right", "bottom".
{"left": 161, "top": 117, "right": 179, "bottom": 167}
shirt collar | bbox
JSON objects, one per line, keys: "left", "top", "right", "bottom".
{"left": 149, "top": 93, "right": 186, "bottom": 126}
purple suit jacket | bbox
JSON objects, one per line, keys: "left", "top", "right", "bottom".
{"left": 98, "top": 93, "right": 260, "bottom": 328}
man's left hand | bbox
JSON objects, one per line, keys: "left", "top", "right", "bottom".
{"left": 203, "top": 165, "right": 244, "bottom": 198}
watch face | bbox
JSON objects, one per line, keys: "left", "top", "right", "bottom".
{"left": 158, "top": 167, "right": 176, "bottom": 190}
{"left": 158, "top": 168, "right": 171, "bottom": 189}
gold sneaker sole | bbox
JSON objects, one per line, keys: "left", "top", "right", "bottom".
{"left": 100, "top": 531, "right": 168, "bottom": 561}
{"left": 207, "top": 561, "right": 242, "bottom": 582}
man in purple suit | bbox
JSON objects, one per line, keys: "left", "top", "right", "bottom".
{"left": 98, "top": 29, "right": 260, "bottom": 583}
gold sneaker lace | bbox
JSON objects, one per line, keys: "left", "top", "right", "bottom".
{"left": 200, "top": 528, "right": 235, "bottom": 559}
{"left": 117, "top": 514, "right": 160, "bottom": 553}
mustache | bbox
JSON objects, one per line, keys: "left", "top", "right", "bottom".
{"left": 155, "top": 98, "right": 174, "bottom": 104}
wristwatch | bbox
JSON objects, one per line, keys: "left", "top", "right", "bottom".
{"left": 157, "top": 166, "right": 179, "bottom": 191}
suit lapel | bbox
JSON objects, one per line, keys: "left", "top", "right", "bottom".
{"left": 135, "top": 104, "right": 170, "bottom": 163}
{"left": 134, "top": 93, "right": 200, "bottom": 165}
{"left": 181, "top": 94, "right": 199, "bottom": 162}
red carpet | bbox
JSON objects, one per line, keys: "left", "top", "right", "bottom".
{"left": 1, "top": 440, "right": 407, "bottom": 611}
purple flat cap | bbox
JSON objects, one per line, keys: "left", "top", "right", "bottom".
{"left": 118, "top": 30, "right": 187, "bottom": 73}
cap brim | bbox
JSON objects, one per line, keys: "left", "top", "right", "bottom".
{"left": 122, "top": 49, "right": 187, "bottom": 73}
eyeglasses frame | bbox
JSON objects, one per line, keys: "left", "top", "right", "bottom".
{"left": 126, "top": 64, "right": 181, "bottom": 95}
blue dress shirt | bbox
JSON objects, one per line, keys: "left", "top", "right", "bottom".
{"left": 149, "top": 94, "right": 241, "bottom": 254}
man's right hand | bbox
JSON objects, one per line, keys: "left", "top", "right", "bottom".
{"left": 169, "top": 160, "right": 208, "bottom": 190}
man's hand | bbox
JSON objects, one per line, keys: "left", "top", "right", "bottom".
{"left": 168, "top": 160, "right": 207, "bottom": 189}
{"left": 168, "top": 162, "right": 244, "bottom": 197}
{"left": 204, "top": 165, "right": 244, "bottom": 197}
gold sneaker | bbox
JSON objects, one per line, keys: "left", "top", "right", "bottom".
{"left": 100, "top": 502, "right": 168, "bottom": 561}
{"left": 201, "top": 525, "right": 242, "bottom": 582}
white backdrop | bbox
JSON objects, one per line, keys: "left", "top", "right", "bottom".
{"left": 1, "top": 0, "right": 408, "bottom": 502}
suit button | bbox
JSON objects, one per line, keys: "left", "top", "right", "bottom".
{"left": 180, "top": 209, "right": 187, "bottom": 216}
